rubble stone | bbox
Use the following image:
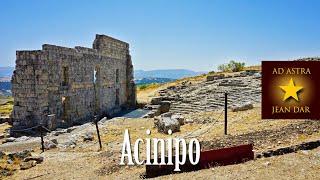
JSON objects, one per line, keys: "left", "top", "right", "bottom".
{"left": 0, "top": 151, "right": 5, "bottom": 159}
{"left": 53, "top": 129, "right": 68, "bottom": 136}
{"left": 185, "top": 119, "right": 194, "bottom": 124}
{"left": 8, "top": 149, "right": 32, "bottom": 160}
{"left": 156, "top": 117, "right": 180, "bottom": 134}
{"left": 14, "top": 136, "right": 30, "bottom": 142}
{"left": 63, "top": 138, "right": 77, "bottom": 148}
{"left": 83, "top": 132, "right": 94, "bottom": 141}
{"left": 159, "top": 101, "right": 171, "bottom": 114}
{"left": 206, "top": 74, "right": 225, "bottom": 81}
{"left": 231, "top": 102, "right": 254, "bottom": 112}
{"left": 161, "top": 75, "right": 261, "bottom": 115}
{"left": 143, "top": 101, "right": 170, "bottom": 118}
{"left": 44, "top": 140, "right": 57, "bottom": 150}
{"left": 151, "top": 97, "right": 164, "bottom": 105}
{"left": 24, "top": 156, "right": 44, "bottom": 164}
{"left": 20, "top": 161, "right": 37, "bottom": 170}
{"left": 161, "top": 112, "right": 173, "bottom": 117}
{"left": 171, "top": 114, "right": 185, "bottom": 125}
{"left": 4, "top": 137, "right": 16, "bottom": 143}
{"left": 154, "top": 113, "right": 183, "bottom": 134}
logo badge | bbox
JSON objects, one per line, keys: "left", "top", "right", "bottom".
{"left": 262, "top": 61, "right": 320, "bottom": 119}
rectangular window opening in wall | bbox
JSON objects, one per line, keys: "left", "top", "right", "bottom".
{"left": 116, "top": 69, "right": 119, "bottom": 83}
{"left": 62, "top": 96, "right": 70, "bottom": 122}
{"left": 62, "top": 67, "right": 69, "bottom": 86}
{"left": 94, "top": 66, "right": 100, "bottom": 84}
{"left": 94, "top": 69, "right": 97, "bottom": 84}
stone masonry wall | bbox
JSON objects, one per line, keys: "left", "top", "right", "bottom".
{"left": 11, "top": 34, "right": 136, "bottom": 130}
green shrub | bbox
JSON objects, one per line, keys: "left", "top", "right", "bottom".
{"left": 218, "top": 60, "right": 245, "bottom": 72}
{"left": 138, "top": 84, "right": 148, "bottom": 90}
{"left": 208, "top": 71, "right": 215, "bottom": 74}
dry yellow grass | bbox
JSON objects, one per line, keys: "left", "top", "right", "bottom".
{"left": 136, "top": 74, "right": 206, "bottom": 104}
{"left": 0, "top": 97, "right": 13, "bottom": 117}
{"left": 102, "top": 146, "right": 320, "bottom": 180}
{"left": 195, "top": 107, "right": 298, "bottom": 138}
{"left": 5, "top": 106, "right": 320, "bottom": 179}
{"left": 136, "top": 85, "right": 164, "bottom": 104}
{"left": 0, "top": 123, "right": 11, "bottom": 134}
{"left": 244, "top": 65, "right": 261, "bottom": 71}
{"left": 4, "top": 69, "right": 320, "bottom": 179}
{"left": 100, "top": 118, "right": 203, "bottom": 150}
{"left": 0, "top": 123, "right": 11, "bottom": 144}
{"left": 100, "top": 108, "right": 319, "bottom": 179}
{"left": 136, "top": 66, "right": 262, "bottom": 104}
{"left": 98, "top": 106, "right": 319, "bottom": 154}
{"left": 0, "top": 155, "right": 21, "bottom": 177}
{"left": 155, "top": 147, "right": 320, "bottom": 180}
{"left": 136, "top": 83, "right": 161, "bottom": 92}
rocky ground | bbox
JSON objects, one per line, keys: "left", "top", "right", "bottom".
{"left": 0, "top": 106, "right": 319, "bottom": 179}
{"left": 165, "top": 75, "right": 260, "bottom": 114}
{"left": 0, "top": 71, "right": 319, "bottom": 179}
{"left": 143, "top": 72, "right": 260, "bottom": 117}
{"left": 159, "top": 147, "right": 320, "bottom": 180}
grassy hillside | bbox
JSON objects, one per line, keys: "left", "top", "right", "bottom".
{"left": 136, "top": 65, "right": 262, "bottom": 104}
{"left": 136, "top": 73, "right": 206, "bottom": 103}
{"left": 0, "top": 96, "right": 13, "bottom": 117}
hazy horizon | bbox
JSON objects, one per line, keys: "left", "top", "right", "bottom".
{"left": 1, "top": 0, "right": 320, "bottom": 71}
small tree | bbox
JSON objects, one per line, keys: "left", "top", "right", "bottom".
{"left": 218, "top": 60, "right": 245, "bottom": 72}
{"left": 228, "top": 60, "right": 245, "bottom": 72}
{"left": 218, "top": 64, "right": 229, "bottom": 72}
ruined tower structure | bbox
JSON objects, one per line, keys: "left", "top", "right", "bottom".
{"left": 11, "top": 34, "right": 136, "bottom": 130}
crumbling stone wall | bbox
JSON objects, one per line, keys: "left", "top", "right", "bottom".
{"left": 11, "top": 34, "right": 136, "bottom": 130}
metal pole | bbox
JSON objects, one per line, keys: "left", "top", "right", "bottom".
{"left": 224, "top": 93, "right": 228, "bottom": 135}
{"left": 40, "top": 126, "right": 45, "bottom": 152}
{"left": 94, "top": 116, "right": 102, "bottom": 150}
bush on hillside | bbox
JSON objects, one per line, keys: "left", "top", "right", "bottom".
{"left": 218, "top": 60, "right": 245, "bottom": 72}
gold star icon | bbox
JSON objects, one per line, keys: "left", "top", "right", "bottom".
{"left": 279, "top": 78, "right": 303, "bottom": 101}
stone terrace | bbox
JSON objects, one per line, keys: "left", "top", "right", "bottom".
{"left": 144, "top": 73, "right": 261, "bottom": 116}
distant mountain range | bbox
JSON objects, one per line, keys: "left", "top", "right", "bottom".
{"left": 0, "top": 67, "right": 206, "bottom": 88}
{"left": 134, "top": 69, "right": 206, "bottom": 79}
{"left": 135, "top": 77, "right": 174, "bottom": 85}
{"left": 0, "top": 67, "right": 205, "bottom": 80}
{"left": 0, "top": 77, "right": 10, "bottom": 82}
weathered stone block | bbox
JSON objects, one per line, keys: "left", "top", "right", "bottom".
{"left": 155, "top": 116, "right": 180, "bottom": 134}
{"left": 231, "top": 102, "right": 254, "bottom": 112}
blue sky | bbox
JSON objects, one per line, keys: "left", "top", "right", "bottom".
{"left": 0, "top": 0, "right": 320, "bottom": 71}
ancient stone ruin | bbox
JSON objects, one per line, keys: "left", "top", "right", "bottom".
{"left": 144, "top": 72, "right": 261, "bottom": 117}
{"left": 11, "top": 34, "right": 136, "bottom": 130}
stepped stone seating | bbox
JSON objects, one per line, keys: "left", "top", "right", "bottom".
{"left": 143, "top": 74, "right": 261, "bottom": 116}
